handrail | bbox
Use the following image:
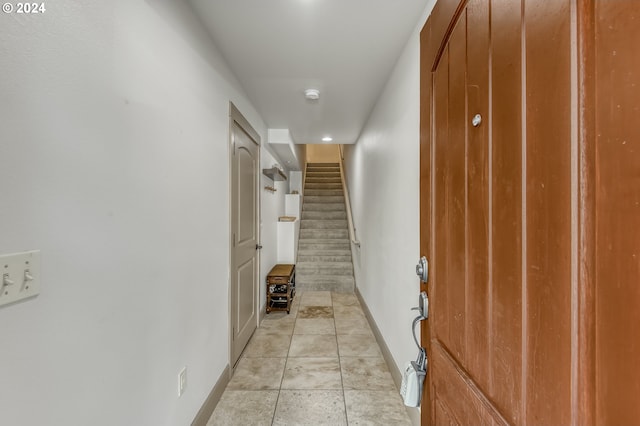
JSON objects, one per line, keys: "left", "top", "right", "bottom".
{"left": 338, "top": 153, "right": 360, "bottom": 248}
{"left": 301, "top": 162, "right": 307, "bottom": 196}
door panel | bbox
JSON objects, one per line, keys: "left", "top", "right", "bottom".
{"left": 595, "top": 2, "right": 640, "bottom": 424}
{"left": 446, "top": 14, "right": 468, "bottom": 364}
{"left": 432, "top": 343, "right": 505, "bottom": 426}
{"left": 238, "top": 147, "right": 256, "bottom": 244}
{"left": 465, "top": 0, "right": 490, "bottom": 397}
{"left": 236, "top": 258, "right": 256, "bottom": 334}
{"left": 524, "top": 1, "right": 573, "bottom": 423}
{"left": 489, "top": 1, "right": 523, "bottom": 423}
{"left": 433, "top": 44, "right": 449, "bottom": 348}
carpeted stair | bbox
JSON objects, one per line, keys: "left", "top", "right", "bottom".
{"left": 296, "top": 163, "right": 355, "bottom": 293}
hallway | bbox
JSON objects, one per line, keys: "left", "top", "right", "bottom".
{"left": 207, "top": 291, "right": 412, "bottom": 425}
{"left": 0, "top": 1, "right": 429, "bottom": 424}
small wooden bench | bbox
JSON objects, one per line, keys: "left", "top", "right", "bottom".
{"left": 266, "top": 264, "right": 296, "bottom": 314}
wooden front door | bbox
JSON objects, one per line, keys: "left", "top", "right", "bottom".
{"left": 419, "top": 0, "right": 640, "bottom": 424}
{"left": 424, "top": 2, "right": 531, "bottom": 423}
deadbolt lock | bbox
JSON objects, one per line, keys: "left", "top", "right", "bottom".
{"left": 416, "top": 257, "right": 428, "bottom": 282}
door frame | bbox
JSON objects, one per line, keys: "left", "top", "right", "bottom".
{"left": 228, "top": 102, "right": 261, "bottom": 370}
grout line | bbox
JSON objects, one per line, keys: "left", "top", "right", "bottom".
{"left": 333, "top": 291, "right": 351, "bottom": 425}
{"left": 270, "top": 294, "right": 299, "bottom": 425}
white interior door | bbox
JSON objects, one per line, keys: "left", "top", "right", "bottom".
{"left": 230, "top": 105, "right": 259, "bottom": 367}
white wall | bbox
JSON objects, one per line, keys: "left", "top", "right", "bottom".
{"left": 259, "top": 150, "right": 287, "bottom": 310}
{"left": 0, "top": 1, "right": 274, "bottom": 425}
{"left": 293, "top": 143, "right": 307, "bottom": 171}
{"left": 289, "top": 171, "right": 303, "bottom": 194}
{"left": 343, "top": 1, "right": 436, "bottom": 382}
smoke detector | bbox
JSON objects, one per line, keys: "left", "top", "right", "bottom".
{"left": 304, "top": 89, "right": 320, "bottom": 100}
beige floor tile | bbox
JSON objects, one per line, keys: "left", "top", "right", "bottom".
{"left": 273, "top": 390, "right": 347, "bottom": 426}
{"left": 335, "top": 316, "right": 373, "bottom": 336}
{"left": 331, "top": 292, "right": 360, "bottom": 306}
{"left": 294, "top": 318, "right": 336, "bottom": 335}
{"left": 281, "top": 357, "right": 342, "bottom": 390}
{"left": 207, "top": 390, "right": 278, "bottom": 426}
{"left": 333, "top": 305, "right": 366, "bottom": 320}
{"left": 244, "top": 333, "right": 291, "bottom": 358}
{"left": 213, "top": 291, "right": 413, "bottom": 425}
{"left": 227, "top": 357, "right": 286, "bottom": 390}
{"left": 344, "top": 390, "right": 412, "bottom": 426}
{"left": 300, "top": 292, "right": 333, "bottom": 307}
{"left": 337, "top": 334, "right": 382, "bottom": 357}
{"left": 289, "top": 334, "right": 338, "bottom": 357}
{"left": 340, "top": 357, "right": 396, "bottom": 390}
{"left": 259, "top": 315, "right": 296, "bottom": 335}
{"left": 297, "top": 305, "right": 334, "bottom": 318}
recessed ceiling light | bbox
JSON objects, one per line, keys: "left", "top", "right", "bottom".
{"left": 322, "top": 136, "right": 333, "bottom": 142}
{"left": 305, "top": 89, "right": 320, "bottom": 100}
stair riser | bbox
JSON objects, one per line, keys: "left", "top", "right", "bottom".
{"left": 301, "top": 211, "right": 346, "bottom": 219}
{"left": 296, "top": 249, "right": 351, "bottom": 255}
{"left": 305, "top": 173, "right": 341, "bottom": 178}
{"left": 306, "top": 167, "right": 340, "bottom": 172}
{"left": 300, "top": 229, "right": 349, "bottom": 239}
{"left": 296, "top": 274, "right": 355, "bottom": 282}
{"left": 307, "top": 163, "right": 339, "bottom": 166}
{"left": 307, "top": 164, "right": 340, "bottom": 172}
{"left": 297, "top": 255, "right": 352, "bottom": 262}
{"left": 303, "top": 196, "right": 345, "bottom": 203}
{"left": 301, "top": 220, "right": 348, "bottom": 229}
{"left": 305, "top": 183, "right": 342, "bottom": 189}
{"left": 305, "top": 178, "right": 342, "bottom": 184}
{"left": 298, "top": 242, "right": 351, "bottom": 250}
{"left": 303, "top": 190, "right": 344, "bottom": 196}
{"left": 303, "top": 203, "right": 345, "bottom": 211}
{"left": 297, "top": 266, "right": 353, "bottom": 275}
{"left": 295, "top": 276, "right": 355, "bottom": 292}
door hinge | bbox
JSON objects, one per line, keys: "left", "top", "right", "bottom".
{"left": 233, "top": 233, "right": 236, "bottom": 247}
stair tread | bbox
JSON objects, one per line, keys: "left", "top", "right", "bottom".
{"left": 300, "top": 221, "right": 347, "bottom": 223}
{"left": 297, "top": 249, "right": 351, "bottom": 253}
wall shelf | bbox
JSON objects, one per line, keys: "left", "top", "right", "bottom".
{"left": 262, "top": 167, "right": 287, "bottom": 181}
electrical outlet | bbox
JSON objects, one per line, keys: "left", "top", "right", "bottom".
{"left": 178, "top": 367, "right": 187, "bottom": 397}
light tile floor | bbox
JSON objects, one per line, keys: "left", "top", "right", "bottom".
{"left": 207, "top": 291, "right": 413, "bottom": 426}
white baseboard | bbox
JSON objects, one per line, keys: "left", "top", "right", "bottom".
{"left": 191, "top": 365, "right": 230, "bottom": 426}
{"left": 355, "top": 287, "right": 421, "bottom": 426}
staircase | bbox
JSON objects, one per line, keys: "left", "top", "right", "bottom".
{"left": 296, "top": 163, "right": 355, "bottom": 293}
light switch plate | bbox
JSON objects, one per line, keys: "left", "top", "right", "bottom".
{"left": 0, "top": 250, "right": 41, "bottom": 307}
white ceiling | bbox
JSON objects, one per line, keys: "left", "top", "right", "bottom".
{"left": 189, "top": 0, "right": 430, "bottom": 145}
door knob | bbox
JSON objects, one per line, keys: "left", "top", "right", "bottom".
{"left": 416, "top": 257, "right": 428, "bottom": 282}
